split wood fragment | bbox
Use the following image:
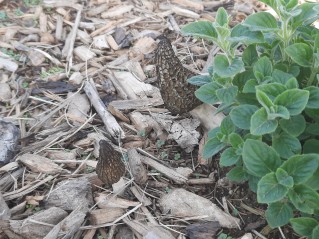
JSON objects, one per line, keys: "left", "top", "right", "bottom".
{"left": 84, "top": 81, "right": 125, "bottom": 138}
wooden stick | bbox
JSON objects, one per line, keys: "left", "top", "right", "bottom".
{"left": 84, "top": 81, "right": 125, "bottom": 138}
{"left": 62, "top": 6, "right": 83, "bottom": 61}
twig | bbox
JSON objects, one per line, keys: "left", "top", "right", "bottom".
{"left": 84, "top": 81, "right": 125, "bottom": 139}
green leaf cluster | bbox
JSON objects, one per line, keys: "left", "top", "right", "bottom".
{"left": 182, "top": 1, "right": 319, "bottom": 237}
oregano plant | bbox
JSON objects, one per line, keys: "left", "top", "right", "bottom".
{"left": 181, "top": 0, "right": 319, "bottom": 238}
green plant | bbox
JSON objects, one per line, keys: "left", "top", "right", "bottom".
{"left": 24, "top": 0, "right": 42, "bottom": 7}
{"left": 1, "top": 48, "right": 21, "bottom": 61}
{"left": 182, "top": 1, "right": 319, "bottom": 238}
{"left": 0, "top": 11, "right": 7, "bottom": 20}
{"left": 174, "top": 153, "right": 181, "bottom": 160}
{"left": 40, "top": 67, "right": 64, "bottom": 78}
{"left": 217, "top": 233, "right": 234, "bottom": 239}
{"left": 156, "top": 139, "right": 165, "bottom": 149}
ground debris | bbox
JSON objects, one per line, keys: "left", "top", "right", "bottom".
{"left": 0, "top": 0, "right": 281, "bottom": 238}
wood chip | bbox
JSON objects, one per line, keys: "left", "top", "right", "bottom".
{"left": 17, "top": 153, "right": 66, "bottom": 175}
{"left": 101, "top": 5, "right": 134, "bottom": 19}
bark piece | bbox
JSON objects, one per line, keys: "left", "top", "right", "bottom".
{"left": 74, "top": 45, "right": 96, "bottom": 61}
{"left": 95, "top": 193, "right": 140, "bottom": 209}
{"left": 17, "top": 153, "right": 66, "bottom": 175}
{"left": 9, "top": 207, "right": 67, "bottom": 239}
{"left": 123, "top": 217, "right": 175, "bottom": 239}
{"left": 0, "top": 120, "right": 20, "bottom": 166}
{"left": 93, "top": 34, "right": 110, "bottom": 49}
{"left": 140, "top": 154, "right": 188, "bottom": 184}
{"left": 0, "top": 83, "right": 12, "bottom": 101}
{"left": 190, "top": 104, "right": 225, "bottom": 131}
{"left": 109, "top": 98, "right": 164, "bottom": 110}
{"left": 130, "top": 186, "right": 152, "bottom": 206}
{"left": 67, "top": 92, "right": 90, "bottom": 124}
{"left": 127, "top": 148, "right": 148, "bottom": 185}
{"left": 44, "top": 177, "right": 93, "bottom": 210}
{"left": 84, "top": 81, "right": 125, "bottom": 138}
{"left": 125, "top": 60, "right": 146, "bottom": 81}
{"left": 0, "top": 57, "right": 18, "bottom": 72}
{"left": 0, "top": 192, "right": 10, "bottom": 220}
{"left": 160, "top": 188, "right": 240, "bottom": 228}
{"left": 186, "top": 222, "right": 220, "bottom": 239}
{"left": 129, "top": 112, "right": 152, "bottom": 135}
{"left": 113, "top": 71, "right": 157, "bottom": 99}
{"left": 152, "top": 113, "right": 200, "bottom": 153}
{"left": 101, "top": 5, "right": 134, "bottom": 19}
{"left": 43, "top": 206, "right": 87, "bottom": 239}
{"left": 90, "top": 207, "right": 125, "bottom": 225}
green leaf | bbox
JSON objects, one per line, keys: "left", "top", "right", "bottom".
{"left": 285, "top": 43, "right": 313, "bottom": 67}
{"left": 265, "top": 202, "right": 293, "bottom": 228}
{"left": 272, "top": 132, "right": 301, "bottom": 159}
{"left": 208, "top": 127, "right": 220, "bottom": 138}
{"left": 285, "top": 77, "right": 299, "bottom": 89}
{"left": 281, "top": 154, "right": 319, "bottom": 185}
{"left": 248, "top": 174, "right": 259, "bottom": 193}
{"left": 279, "top": 115, "right": 306, "bottom": 137}
{"left": 272, "top": 69, "right": 296, "bottom": 85}
{"left": 230, "top": 24, "right": 265, "bottom": 45}
{"left": 305, "top": 86, "right": 319, "bottom": 109}
{"left": 253, "top": 56, "right": 273, "bottom": 80}
{"left": 203, "top": 138, "right": 226, "bottom": 159}
{"left": 275, "top": 168, "right": 294, "bottom": 188}
{"left": 229, "top": 133, "right": 244, "bottom": 148}
{"left": 230, "top": 104, "right": 259, "bottom": 130}
{"left": 306, "top": 122, "right": 319, "bottom": 136}
{"left": 220, "top": 148, "right": 240, "bottom": 167}
{"left": 243, "top": 79, "right": 258, "bottom": 93}
{"left": 268, "top": 105, "right": 290, "bottom": 120}
{"left": 286, "top": 0, "right": 299, "bottom": 9}
{"left": 215, "top": 7, "right": 229, "bottom": 26}
{"left": 305, "top": 168, "right": 319, "bottom": 190}
{"left": 187, "top": 75, "right": 211, "bottom": 86}
{"left": 250, "top": 108, "right": 278, "bottom": 135}
{"left": 305, "top": 108, "right": 319, "bottom": 121}
{"left": 242, "top": 139, "right": 282, "bottom": 177}
{"left": 290, "top": 217, "right": 318, "bottom": 238}
{"left": 215, "top": 26, "right": 230, "bottom": 39}
{"left": 243, "top": 12, "right": 278, "bottom": 31}
{"left": 303, "top": 139, "right": 319, "bottom": 154}
{"left": 288, "top": 184, "right": 319, "bottom": 214}
{"left": 181, "top": 21, "right": 217, "bottom": 41}
{"left": 292, "top": 2, "right": 319, "bottom": 27}
{"left": 257, "top": 172, "right": 289, "bottom": 203}
{"left": 233, "top": 70, "right": 255, "bottom": 91}
{"left": 256, "top": 90, "right": 274, "bottom": 110}
{"left": 226, "top": 166, "right": 248, "bottom": 182}
{"left": 274, "top": 89, "right": 309, "bottom": 116}
{"left": 220, "top": 116, "right": 235, "bottom": 135}
{"left": 214, "top": 55, "right": 244, "bottom": 77}
{"left": 242, "top": 45, "right": 258, "bottom": 66}
{"left": 195, "top": 82, "right": 220, "bottom": 104}
{"left": 312, "top": 225, "right": 319, "bottom": 239}
{"left": 256, "top": 83, "right": 286, "bottom": 101}
{"left": 216, "top": 86, "right": 238, "bottom": 104}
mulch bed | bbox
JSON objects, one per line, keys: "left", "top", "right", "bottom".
{"left": 0, "top": 0, "right": 301, "bottom": 238}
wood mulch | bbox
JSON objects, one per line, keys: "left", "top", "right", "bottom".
{"left": 0, "top": 0, "right": 301, "bottom": 239}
